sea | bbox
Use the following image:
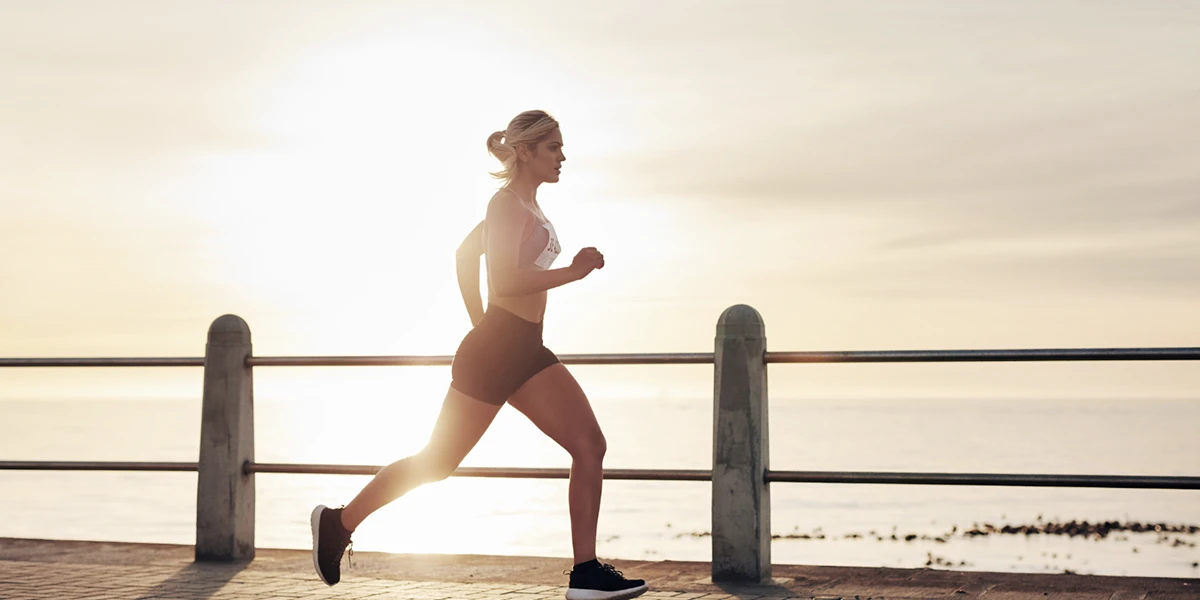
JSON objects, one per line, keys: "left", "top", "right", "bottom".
{"left": 1, "top": 393, "right": 1197, "bottom": 579}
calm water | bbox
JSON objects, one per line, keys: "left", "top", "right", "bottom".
{"left": 1, "top": 394, "right": 1197, "bottom": 578}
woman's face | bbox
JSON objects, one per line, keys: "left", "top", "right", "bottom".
{"left": 523, "top": 128, "right": 565, "bottom": 184}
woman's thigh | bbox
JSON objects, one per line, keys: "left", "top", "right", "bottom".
{"left": 420, "top": 385, "right": 504, "bottom": 470}
{"left": 506, "top": 363, "right": 606, "bottom": 458}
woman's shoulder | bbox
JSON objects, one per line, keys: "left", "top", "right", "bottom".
{"left": 486, "top": 187, "right": 520, "bottom": 208}
{"left": 486, "top": 188, "right": 531, "bottom": 218}
{"left": 485, "top": 188, "right": 536, "bottom": 233}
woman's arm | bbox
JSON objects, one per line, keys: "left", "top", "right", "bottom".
{"left": 455, "top": 220, "right": 486, "bottom": 326}
{"left": 485, "top": 196, "right": 585, "bottom": 297}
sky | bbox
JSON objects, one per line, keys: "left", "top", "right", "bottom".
{"left": 2, "top": 1, "right": 1199, "bottom": 403}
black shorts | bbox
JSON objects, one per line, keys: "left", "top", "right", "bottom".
{"left": 450, "top": 304, "right": 561, "bottom": 405}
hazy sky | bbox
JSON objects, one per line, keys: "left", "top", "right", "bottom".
{"left": 2, "top": 1, "right": 1198, "bottom": 402}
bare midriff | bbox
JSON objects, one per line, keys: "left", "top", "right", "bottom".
{"left": 487, "top": 287, "right": 548, "bottom": 324}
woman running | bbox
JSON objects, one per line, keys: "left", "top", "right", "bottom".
{"left": 311, "top": 109, "right": 649, "bottom": 600}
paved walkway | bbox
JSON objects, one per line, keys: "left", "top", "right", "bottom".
{"left": 0, "top": 538, "right": 1196, "bottom": 600}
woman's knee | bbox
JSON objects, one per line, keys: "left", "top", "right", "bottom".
{"left": 569, "top": 430, "right": 606, "bottom": 464}
{"left": 413, "top": 447, "right": 462, "bottom": 482}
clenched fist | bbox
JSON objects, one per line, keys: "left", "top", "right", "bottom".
{"left": 570, "top": 247, "right": 605, "bottom": 280}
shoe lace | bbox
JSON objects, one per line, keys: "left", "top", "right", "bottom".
{"left": 334, "top": 506, "right": 354, "bottom": 569}
{"left": 564, "top": 561, "right": 627, "bottom": 580}
{"left": 599, "top": 563, "right": 625, "bottom": 580}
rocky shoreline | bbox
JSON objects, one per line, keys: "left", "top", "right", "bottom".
{"left": 673, "top": 517, "right": 1200, "bottom": 573}
{"left": 677, "top": 517, "right": 1200, "bottom": 546}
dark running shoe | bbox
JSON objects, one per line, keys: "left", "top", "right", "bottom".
{"left": 310, "top": 504, "right": 354, "bottom": 586}
{"left": 565, "top": 560, "right": 648, "bottom": 600}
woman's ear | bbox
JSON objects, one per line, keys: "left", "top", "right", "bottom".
{"left": 516, "top": 143, "right": 532, "bottom": 164}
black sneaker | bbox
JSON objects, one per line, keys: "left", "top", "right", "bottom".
{"left": 565, "top": 560, "right": 648, "bottom": 600}
{"left": 310, "top": 504, "right": 354, "bottom": 586}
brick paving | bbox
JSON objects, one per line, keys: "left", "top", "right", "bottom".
{"left": 0, "top": 560, "right": 576, "bottom": 600}
{"left": 0, "top": 538, "right": 1196, "bottom": 600}
{"left": 0, "top": 559, "right": 805, "bottom": 600}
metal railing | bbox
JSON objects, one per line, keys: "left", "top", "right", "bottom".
{"left": 2, "top": 305, "right": 1197, "bottom": 582}
{"left": 7, "top": 347, "right": 1194, "bottom": 369}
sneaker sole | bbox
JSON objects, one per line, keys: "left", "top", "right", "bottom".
{"left": 564, "top": 584, "right": 649, "bottom": 600}
{"left": 310, "top": 504, "right": 333, "bottom": 586}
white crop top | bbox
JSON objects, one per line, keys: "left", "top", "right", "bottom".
{"left": 522, "top": 220, "right": 561, "bottom": 270}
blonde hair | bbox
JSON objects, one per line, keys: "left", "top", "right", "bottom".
{"left": 486, "top": 110, "right": 559, "bottom": 222}
{"left": 486, "top": 110, "right": 560, "bottom": 182}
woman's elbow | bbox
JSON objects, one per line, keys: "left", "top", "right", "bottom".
{"left": 456, "top": 244, "right": 484, "bottom": 272}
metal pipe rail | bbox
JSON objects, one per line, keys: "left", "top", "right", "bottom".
{"left": 0, "top": 461, "right": 197, "bottom": 472}
{"left": 246, "top": 347, "right": 1200, "bottom": 365}
{"left": 0, "top": 461, "right": 711, "bottom": 480}
{"left": 245, "top": 463, "right": 714, "bottom": 481}
{"left": 4, "top": 461, "right": 1197, "bottom": 491}
{"left": 4, "top": 347, "right": 1198, "bottom": 369}
{"left": 765, "top": 471, "right": 1200, "bottom": 489}
{"left": 766, "top": 347, "right": 1200, "bottom": 363}
{"left": 0, "top": 353, "right": 715, "bottom": 368}
{"left": 246, "top": 352, "right": 715, "bottom": 367}
{"left": 0, "top": 358, "right": 204, "bottom": 367}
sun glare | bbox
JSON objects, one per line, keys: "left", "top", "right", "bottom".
{"left": 172, "top": 28, "right": 536, "bottom": 352}
{"left": 187, "top": 25, "right": 642, "bottom": 355}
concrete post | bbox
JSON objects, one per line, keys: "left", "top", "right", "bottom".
{"left": 196, "top": 315, "right": 255, "bottom": 561}
{"left": 712, "top": 304, "right": 769, "bottom": 583}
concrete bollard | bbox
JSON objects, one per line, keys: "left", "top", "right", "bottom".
{"left": 196, "top": 315, "right": 255, "bottom": 561}
{"left": 712, "top": 304, "right": 770, "bottom": 583}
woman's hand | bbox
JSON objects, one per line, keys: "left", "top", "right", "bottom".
{"left": 570, "top": 247, "right": 605, "bottom": 280}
